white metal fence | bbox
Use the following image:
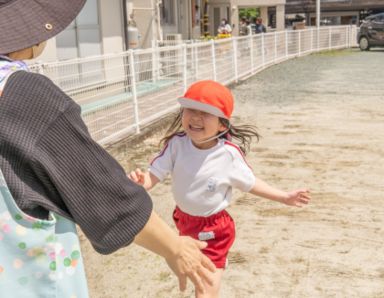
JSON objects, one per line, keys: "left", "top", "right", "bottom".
{"left": 30, "top": 25, "right": 358, "bottom": 146}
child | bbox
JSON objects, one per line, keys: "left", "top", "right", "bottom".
{"left": 129, "top": 80, "right": 310, "bottom": 298}
{"left": 217, "top": 18, "right": 232, "bottom": 35}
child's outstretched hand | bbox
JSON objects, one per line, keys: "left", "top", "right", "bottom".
{"left": 128, "top": 168, "right": 159, "bottom": 190}
{"left": 284, "top": 189, "right": 311, "bottom": 207}
{"left": 128, "top": 168, "right": 146, "bottom": 186}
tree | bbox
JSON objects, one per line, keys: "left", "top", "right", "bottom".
{"left": 239, "top": 8, "right": 260, "bottom": 21}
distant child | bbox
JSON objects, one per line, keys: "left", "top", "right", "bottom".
{"left": 129, "top": 80, "right": 310, "bottom": 298}
{"left": 217, "top": 18, "right": 232, "bottom": 35}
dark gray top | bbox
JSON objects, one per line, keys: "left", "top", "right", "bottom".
{"left": 0, "top": 71, "right": 153, "bottom": 254}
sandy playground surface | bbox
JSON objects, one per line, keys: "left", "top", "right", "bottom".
{"left": 80, "top": 48, "right": 384, "bottom": 298}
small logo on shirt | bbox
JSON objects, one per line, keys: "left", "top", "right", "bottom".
{"left": 207, "top": 177, "right": 218, "bottom": 192}
{"left": 198, "top": 231, "right": 215, "bottom": 241}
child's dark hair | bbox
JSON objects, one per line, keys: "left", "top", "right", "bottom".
{"left": 160, "top": 109, "right": 260, "bottom": 154}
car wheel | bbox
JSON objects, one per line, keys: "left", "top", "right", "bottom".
{"left": 359, "top": 37, "right": 370, "bottom": 51}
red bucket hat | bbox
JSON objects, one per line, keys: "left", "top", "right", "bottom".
{"left": 178, "top": 80, "right": 234, "bottom": 119}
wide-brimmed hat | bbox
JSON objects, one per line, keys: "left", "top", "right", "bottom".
{"left": 0, "top": 0, "right": 86, "bottom": 54}
{"left": 178, "top": 80, "right": 234, "bottom": 119}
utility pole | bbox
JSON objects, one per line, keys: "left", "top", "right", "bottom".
{"left": 316, "top": 0, "right": 320, "bottom": 27}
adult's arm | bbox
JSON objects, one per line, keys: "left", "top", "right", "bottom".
{"left": 33, "top": 99, "right": 154, "bottom": 254}
{"left": 134, "top": 211, "right": 215, "bottom": 292}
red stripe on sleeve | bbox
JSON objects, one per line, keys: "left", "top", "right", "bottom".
{"left": 150, "top": 143, "right": 169, "bottom": 166}
{"left": 224, "top": 141, "right": 252, "bottom": 169}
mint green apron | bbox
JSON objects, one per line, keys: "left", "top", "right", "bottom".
{"left": 0, "top": 168, "right": 89, "bottom": 297}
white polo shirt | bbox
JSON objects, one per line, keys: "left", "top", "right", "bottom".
{"left": 149, "top": 133, "right": 256, "bottom": 216}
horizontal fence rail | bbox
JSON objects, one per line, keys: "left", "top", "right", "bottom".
{"left": 30, "top": 26, "right": 358, "bottom": 146}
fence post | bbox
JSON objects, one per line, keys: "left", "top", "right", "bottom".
{"left": 310, "top": 28, "right": 313, "bottom": 53}
{"left": 250, "top": 35, "right": 255, "bottom": 74}
{"left": 298, "top": 30, "right": 301, "bottom": 56}
{"left": 35, "top": 61, "right": 44, "bottom": 75}
{"left": 261, "top": 33, "right": 265, "bottom": 68}
{"left": 211, "top": 39, "right": 217, "bottom": 81}
{"left": 193, "top": 42, "right": 199, "bottom": 80}
{"left": 346, "top": 26, "right": 349, "bottom": 48}
{"left": 151, "top": 40, "right": 159, "bottom": 82}
{"left": 128, "top": 50, "right": 140, "bottom": 134}
{"left": 285, "top": 30, "right": 288, "bottom": 59}
{"left": 182, "top": 44, "right": 188, "bottom": 93}
{"left": 232, "top": 38, "right": 239, "bottom": 82}
{"left": 317, "top": 27, "right": 320, "bottom": 51}
{"left": 274, "top": 32, "right": 277, "bottom": 63}
{"left": 329, "top": 27, "right": 332, "bottom": 49}
{"left": 353, "top": 25, "right": 357, "bottom": 47}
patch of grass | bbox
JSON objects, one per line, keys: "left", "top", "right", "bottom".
{"left": 315, "top": 49, "right": 355, "bottom": 57}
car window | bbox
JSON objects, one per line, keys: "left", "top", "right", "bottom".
{"left": 365, "top": 16, "right": 375, "bottom": 23}
{"left": 363, "top": 14, "right": 384, "bottom": 24}
{"left": 372, "top": 15, "right": 384, "bottom": 23}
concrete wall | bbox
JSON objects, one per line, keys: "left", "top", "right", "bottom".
{"left": 31, "top": 39, "right": 58, "bottom": 63}
{"left": 99, "top": 0, "right": 125, "bottom": 83}
{"left": 131, "top": 0, "right": 156, "bottom": 48}
{"left": 33, "top": 0, "right": 126, "bottom": 62}
{"left": 276, "top": 4, "right": 285, "bottom": 31}
{"left": 99, "top": 0, "right": 125, "bottom": 53}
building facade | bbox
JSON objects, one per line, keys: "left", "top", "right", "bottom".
{"left": 35, "top": 0, "right": 288, "bottom": 63}
{"left": 36, "top": 0, "right": 125, "bottom": 62}
{"left": 230, "top": 0, "right": 286, "bottom": 34}
{"left": 285, "top": 0, "right": 384, "bottom": 26}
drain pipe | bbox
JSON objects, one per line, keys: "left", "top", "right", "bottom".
{"left": 122, "top": 0, "right": 129, "bottom": 50}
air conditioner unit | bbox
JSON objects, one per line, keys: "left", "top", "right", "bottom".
{"left": 165, "top": 33, "right": 182, "bottom": 40}
{"left": 165, "top": 33, "right": 183, "bottom": 43}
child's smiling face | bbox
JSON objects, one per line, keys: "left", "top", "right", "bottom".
{"left": 182, "top": 108, "right": 227, "bottom": 149}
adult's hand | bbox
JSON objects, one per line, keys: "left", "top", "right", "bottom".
{"left": 165, "top": 236, "right": 215, "bottom": 292}
{"left": 134, "top": 211, "right": 215, "bottom": 293}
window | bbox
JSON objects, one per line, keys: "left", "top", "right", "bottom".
{"left": 376, "top": 14, "right": 384, "bottom": 23}
{"left": 161, "top": 0, "right": 176, "bottom": 25}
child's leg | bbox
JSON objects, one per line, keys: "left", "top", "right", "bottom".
{"left": 173, "top": 207, "right": 234, "bottom": 297}
{"left": 195, "top": 268, "right": 224, "bottom": 298}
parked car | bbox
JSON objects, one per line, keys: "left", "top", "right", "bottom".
{"left": 357, "top": 12, "right": 384, "bottom": 51}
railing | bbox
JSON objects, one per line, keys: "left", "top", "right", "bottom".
{"left": 30, "top": 25, "right": 358, "bottom": 146}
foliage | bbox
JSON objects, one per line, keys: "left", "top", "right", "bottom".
{"left": 239, "top": 8, "right": 260, "bottom": 21}
{"left": 199, "top": 33, "right": 232, "bottom": 41}
{"left": 199, "top": 35, "right": 217, "bottom": 41}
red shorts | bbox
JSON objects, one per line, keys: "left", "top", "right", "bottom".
{"left": 173, "top": 206, "right": 235, "bottom": 269}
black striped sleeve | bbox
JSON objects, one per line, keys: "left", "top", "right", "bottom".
{"left": 33, "top": 102, "right": 153, "bottom": 254}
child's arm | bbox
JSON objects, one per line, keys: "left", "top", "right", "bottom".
{"left": 249, "top": 177, "right": 310, "bottom": 207}
{"left": 128, "top": 168, "right": 159, "bottom": 190}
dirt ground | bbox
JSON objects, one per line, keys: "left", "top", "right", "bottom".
{"left": 81, "top": 48, "right": 384, "bottom": 298}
